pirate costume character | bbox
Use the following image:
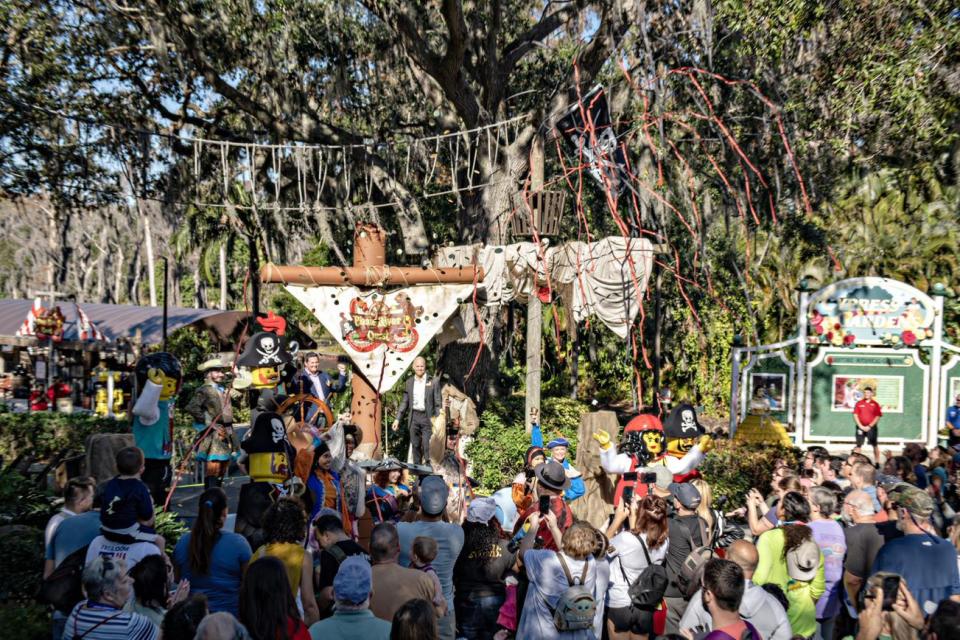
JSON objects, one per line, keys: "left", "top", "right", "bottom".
{"left": 663, "top": 402, "right": 712, "bottom": 482}
{"left": 437, "top": 423, "right": 473, "bottom": 522}
{"left": 131, "top": 352, "right": 182, "bottom": 504}
{"left": 307, "top": 441, "right": 350, "bottom": 525}
{"left": 235, "top": 410, "right": 298, "bottom": 548}
{"left": 530, "top": 422, "right": 585, "bottom": 503}
{"left": 185, "top": 354, "right": 237, "bottom": 489}
{"left": 511, "top": 446, "right": 546, "bottom": 512}
{"left": 594, "top": 413, "right": 711, "bottom": 506}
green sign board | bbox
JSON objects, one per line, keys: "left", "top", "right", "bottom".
{"left": 807, "top": 350, "right": 926, "bottom": 441}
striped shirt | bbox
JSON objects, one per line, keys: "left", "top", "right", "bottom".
{"left": 63, "top": 601, "right": 158, "bottom": 640}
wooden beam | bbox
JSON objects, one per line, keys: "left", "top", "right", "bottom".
{"left": 260, "top": 263, "right": 483, "bottom": 287}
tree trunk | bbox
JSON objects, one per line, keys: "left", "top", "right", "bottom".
{"left": 219, "top": 242, "right": 228, "bottom": 310}
{"left": 112, "top": 247, "right": 124, "bottom": 304}
{"left": 143, "top": 213, "right": 157, "bottom": 306}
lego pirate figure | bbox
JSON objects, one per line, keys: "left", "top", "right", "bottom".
{"left": 131, "top": 352, "right": 183, "bottom": 504}
{"left": 594, "top": 413, "right": 710, "bottom": 506}
{"left": 437, "top": 422, "right": 478, "bottom": 523}
{"left": 235, "top": 410, "right": 298, "bottom": 548}
{"left": 529, "top": 407, "right": 584, "bottom": 503}
{"left": 663, "top": 402, "right": 711, "bottom": 482}
{"left": 185, "top": 354, "right": 236, "bottom": 489}
{"left": 236, "top": 330, "right": 294, "bottom": 389}
{"left": 92, "top": 361, "right": 126, "bottom": 418}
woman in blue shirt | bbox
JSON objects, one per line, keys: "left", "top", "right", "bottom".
{"left": 172, "top": 488, "right": 251, "bottom": 617}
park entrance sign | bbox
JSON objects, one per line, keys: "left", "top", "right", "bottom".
{"left": 731, "top": 277, "right": 956, "bottom": 448}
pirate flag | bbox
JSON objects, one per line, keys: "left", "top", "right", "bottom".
{"left": 556, "top": 85, "right": 630, "bottom": 196}
{"left": 663, "top": 403, "right": 705, "bottom": 440}
{"left": 238, "top": 332, "right": 293, "bottom": 368}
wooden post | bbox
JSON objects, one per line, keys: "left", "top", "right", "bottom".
{"left": 262, "top": 223, "right": 480, "bottom": 459}
{"left": 351, "top": 225, "right": 386, "bottom": 459}
{"left": 525, "top": 137, "right": 544, "bottom": 433}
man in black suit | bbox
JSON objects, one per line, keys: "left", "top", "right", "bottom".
{"left": 391, "top": 356, "right": 441, "bottom": 465}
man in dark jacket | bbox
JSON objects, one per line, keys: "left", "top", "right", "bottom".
{"left": 391, "top": 357, "right": 441, "bottom": 466}
{"left": 294, "top": 352, "right": 348, "bottom": 422}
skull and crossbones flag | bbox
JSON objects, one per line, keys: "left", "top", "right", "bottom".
{"left": 556, "top": 85, "right": 630, "bottom": 197}
{"left": 664, "top": 403, "right": 704, "bottom": 439}
{"left": 238, "top": 332, "right": 292, "bottom": 367}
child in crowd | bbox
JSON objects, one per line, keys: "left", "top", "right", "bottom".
{"left": 410, "top": 535, "right": 447, "bottom": 617}
{"left": 100, "top": 446, "right": 163, "bottom": 547}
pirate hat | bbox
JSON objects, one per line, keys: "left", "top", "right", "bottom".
{"left": 664, "top": 403, "right": 704, "bottom": 439}
{"left": 237, "top": 332, "right": 292, "bottom": 368}
{"left": 198, "top": 353, "right": 234, "bottom": 371}
{"left": 241, "top": 411, "right": 290, "bottom": 455}
{"left": 624, "top": 414, "right": 663, "bottom": 434}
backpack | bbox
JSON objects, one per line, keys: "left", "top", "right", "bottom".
{"left": 548, "top": 553, "right": 597, "bottom": 632}
{"left": 676, "top": 517, "right": 716, "bottom": 598}
{"left": 620, "top": 533, "right": 669, "bottom": 608}
{"left": 37, "top": 544, "right": 89, "bottom": 614}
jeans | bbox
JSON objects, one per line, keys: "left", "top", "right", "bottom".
{"left": 456, "top": 594, "right": 504, "bottom": 640}
{"left": 52, "top": 611, "right": 67, "bottom": 640}
{"left": 438, "top": 609, "right": 456, "bottom": 640}
{"left": 817, "top": 617, "right": 837, "bottom": 640}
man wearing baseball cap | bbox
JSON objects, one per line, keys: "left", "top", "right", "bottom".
{"left": 398, "top": 475, "right": 464, "bottom": 640}
{"left": 662, "top": 481, "right": 709, "bottom": 633}
{"left": 870, "top": 486, "right": 960, "bottom": 613}
{"left": 308, "top": 555, "right": 391, "bottom": 638}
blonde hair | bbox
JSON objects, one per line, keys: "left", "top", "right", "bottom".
{"left": 561, "top": 522, "right": 598, "bottom": 560}
{"left": 691, "top": 478, "right": 715, "bottom": 531}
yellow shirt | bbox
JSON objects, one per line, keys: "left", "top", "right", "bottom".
{"left": 252, "top": 542, "right": 305, "bottom": 596}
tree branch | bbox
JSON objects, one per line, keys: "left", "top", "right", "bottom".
{"left": 501, "top": 2, "right": 582, "bottom": 73}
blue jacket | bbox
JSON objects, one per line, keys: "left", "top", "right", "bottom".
{"left": 294, "top": 369, "right": 347, "bottom": 420}
{"left": 531, "top": 423, "right": 585, "bottom": 502}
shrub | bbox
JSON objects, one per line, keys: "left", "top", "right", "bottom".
{"left": 0, "top": 471, "right": 55, "bottom": 529}
{"left": 0, "top": 411, "right": 127, "bottom": 463}
{"left": 0, "top": 524, "right": 44, "bottom": 602}
{"left": 0, "top": 603, "right": 50, "bottom": 640}
{"left": 466, "top": 396, "right": 589, "bottom": 494}
{"left": 154, "top": 506, "right": 190, "bottom": 556}
{"left": 699, "top": 440, "right": 801, "bottom": 509}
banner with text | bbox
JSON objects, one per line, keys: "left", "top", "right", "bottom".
{"left": 285, "top": 284, "right": 473, "bottom": 394}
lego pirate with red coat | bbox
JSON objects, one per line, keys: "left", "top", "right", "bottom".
{"left": 593, "top": 413, "right": 712, "bottom": 506}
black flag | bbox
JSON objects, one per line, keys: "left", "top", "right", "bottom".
{"left": 556, "top": 85, "right": 630, "bottom": 196}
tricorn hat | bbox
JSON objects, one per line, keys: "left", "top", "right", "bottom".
{"left": 241, "top": 411, "right": 290, "bottom": 455}
{"left": 237, "top": 332, "right": 292, "bottom": 368}
{"left": 664, "top": 403, "right": 704, "bottom": 439}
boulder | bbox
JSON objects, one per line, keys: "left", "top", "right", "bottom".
{"left": 85, "top": 433, "right": 135, "bottom": 484}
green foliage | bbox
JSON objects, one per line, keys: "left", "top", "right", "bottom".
{"left": 154, "top": 507, "right": 189, "bottom": 556}
{"left": 700, "top": 441, "right": 800, "bottom": 509}
{"left": 466, "top": 396, "right": 588, "bottom": 494}
{"left": 0, "top": 411, "right": 127, "bottom": 462}
{"left": 165, "top": 327, "right": 218, "bottom": 389}
{"left": 0, "top": 524, "right": 44, "bottom": 602}
{"left": 0, "top": 471, "right": 54, "bottom": 529}
{"left": 0, "top": 603, "right": 51, "bottom": 640}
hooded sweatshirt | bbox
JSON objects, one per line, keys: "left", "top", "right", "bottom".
{"left": 678, "top": 579, "right": 792, "bottom": 640}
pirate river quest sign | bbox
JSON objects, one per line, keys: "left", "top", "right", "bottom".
{"left": 807, "top": 277, "right": 936, "bottom": 347}
{"left": 341, "top": 291, "right": 422, "bottom": 353}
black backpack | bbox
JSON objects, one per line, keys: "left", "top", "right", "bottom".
{"left": 676, "top": 517, "right": 716, "bottom": 598}
{"left": 37, "top": 544, "right": 88, "bottom": 614}
{"left": 620, "top": 533, "right": 668, "bottom": 607}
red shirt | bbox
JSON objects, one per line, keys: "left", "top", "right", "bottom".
{"left": 854, "top": 398, "right": 882, "bottom": 427}
{"left": 512, "top": 496, "right": 574, "bottom": 551}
